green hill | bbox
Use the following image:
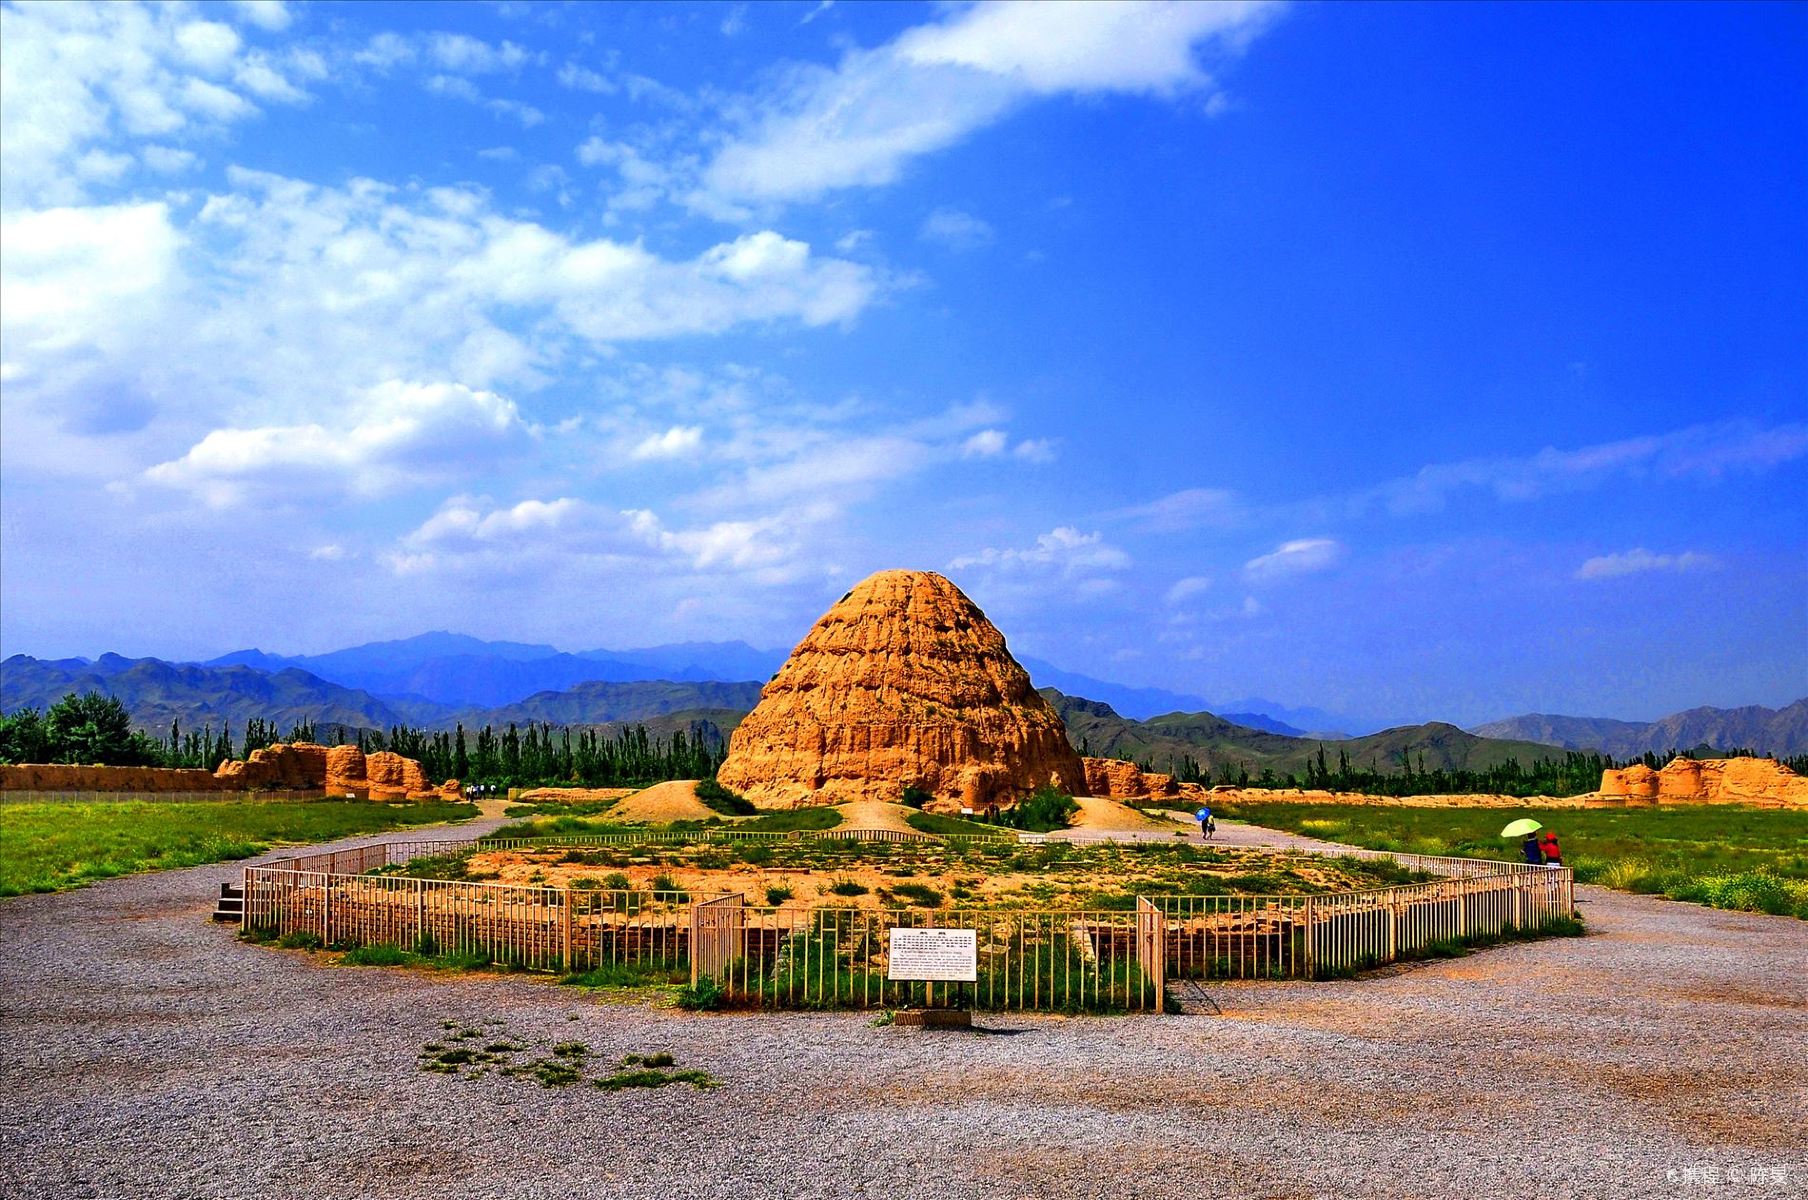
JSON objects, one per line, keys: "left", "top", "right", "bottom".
{"left": 1044, "top": 690, "right": 1574, "bottom": 784}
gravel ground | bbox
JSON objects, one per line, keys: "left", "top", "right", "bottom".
{"left": 3, "top": 823, "right": 1805, "bottom": 1200}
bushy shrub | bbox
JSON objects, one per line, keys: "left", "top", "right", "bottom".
{"left": 696, "top": 778, "right": 756, "bottom": 816}
{"left": 998, "top": 787, "right": 1078, "bottom": 833}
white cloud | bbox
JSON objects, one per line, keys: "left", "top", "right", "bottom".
{"left": 230, "top": 2, "right": 293, "bottom": 33}
{"left": 141, "top": 145, "right": 202, "bottom": 174}
{"left": 144, "top": 380, "right": 531, "bottom": 506}
{"left": 894, "top": 0, "right": 1274, "bottom": 94}
{"left": 949, "top": 526, "right": 1130, "bottom": 574}
{"left": 174, "top": 21, "right": 243, "bottom": 73}
{"left": 699, "top": 0, "right": 1279, "bottom": 206}
{"left": 1115, "top": 486, "right": 1245, "bottom": 531}
{"left": 1358, "top": 423, "right": 1808, "bottom": 518}
{"left": 1575, "top": 549, "right": 1719, "bottom": 581}
{"left": 632, "top": 426, "right": 704, "bottom": 461}
{"left": 181, "top": 77, "right": 256, "bottom": 121}
{"left": 486, "top": 97, "right": 544, "bottom": 127}
{"left": 0, "top": 0, "right": 295, "bottom": 206}
{"left": 920, "top": 207, "right": 994, "bottom": 251}
{"left": 0, "top": 202, "right": 181, "bottom": 356}
{"left": 234, "top": 55, "right": 308, "bottom": 104}
{"left": 558, "top": 61, "right": 613, "bottom": 93}
{"left": 1244, "top": 537, "right": 1343, "bottom": 581}
{"left": 1165, "top": 575, "right": 1213, "bottom": 605}
{"left": 1013, "top": 438, "right": 1055, "bottom": 464}
{"left": 309, "top": 543, "right": 346, "bottom": 561}
{"left": 396, "top": 493, "right": 822, "bottom": 585}
{"left": 426, "top": 33, "right": 528, "bottom": 74}
{"left": 409, "top": 496, "right": 588, "bottom": 546}
{"left": 629, "top": 509, "right": 800, "bottom": 572}
{"left": 577, "top": 137, "right": 674, "bottom": 210}
{"left": 961, "top": 428, "right": 1009, "bottom": 457}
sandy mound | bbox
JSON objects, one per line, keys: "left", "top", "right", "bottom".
{"left": 834, "top": 801, "right": 923, "bottom": 835}
{"left": 610, "top": 780, "right": 714, "bottom": 824}
{"left": 1069, "top": 795, "right": 1177, "bottom": 833}
{"left": 513, "top": 787, "right": 638, "bottom": 805}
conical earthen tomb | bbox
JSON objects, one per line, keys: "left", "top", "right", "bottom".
{"left": 716, "top": 570, "right": 1086, "bottom": 809}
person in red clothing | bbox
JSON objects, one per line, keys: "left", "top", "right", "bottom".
{"left": 1540, "top": 830, "right": 1563, "bottom": 867}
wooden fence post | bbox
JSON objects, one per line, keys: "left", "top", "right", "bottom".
{"left": 1301, "top": 895, "right": 1317, "bottom": 979}
{"left": 562, "top": 888, "right": 574, "bottom": 972}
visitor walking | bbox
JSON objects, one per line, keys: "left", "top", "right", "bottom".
{"left": 1197, "top": 805, "right": 1215, "bottom": 840}
{"left": 1540, "top": 830, "right": 1563, "bottom": 867}
{"left": 1522, "top": 832, "right": 1544, "bottom": 865}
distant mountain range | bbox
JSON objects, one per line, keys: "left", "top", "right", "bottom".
{"left": 203, "top": 633, "right": 787, "bottom": 708}
{"left": 1043, "top": 691, "right": 1562, "bottom": 779}
{"left": 0, "top": 654, "right": 758, "bottom": 737}
{"left": 1470, "top": 700, "right": 1808, "bottom": 759}
{"left": 7, "top": 636, "right": 1801, "bottom": 762}
{"left": 1, "top": 653, "right": 444, "bottom": 733}
{"left": 193, "top": 632, "right": 1374, "bottom": 731}
{"left": 1015, "top": 657, "right": 1361, "bottom": 733}
{"left": 0, "top": 652, "right": 1578, "bottom": 780}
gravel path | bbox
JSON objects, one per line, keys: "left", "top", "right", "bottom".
{"left": 3, "top": 822, "right": 1805, "bottom": 1200}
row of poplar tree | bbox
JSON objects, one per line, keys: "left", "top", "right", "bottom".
{"left": 0, "top": 693, "right": 727, "bottom": 789}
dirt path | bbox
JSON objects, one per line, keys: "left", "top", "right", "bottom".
{"left": 2, "top": 821, "right": 1803, "bottom": 1200}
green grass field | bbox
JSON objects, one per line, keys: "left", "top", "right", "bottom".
{"left": 1219, "top": 800, "right": 1808, "bottom": 918}
{"left": 0, "top": 798, "right": 480, "bottom": 897}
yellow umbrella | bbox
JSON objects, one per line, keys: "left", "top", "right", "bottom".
{"left": 1500, "top": 818, "right": 1543, "bottom": 838}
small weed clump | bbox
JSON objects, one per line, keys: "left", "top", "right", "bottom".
{"left": 595, "top": 1052, "right": 719, "bottom": 1092}
{"left": 827, "top": 877, "right": 869, "bottom": 897}
{"left": 675, "top": 976, "right": 727, "bottom": 1011}
{"left": 560, "top": 961, "right": 687, "bottom": 988}
{"left": 340, "top": 944, "right": 410, "bottom": 967}
{"left": 765, "top": 883, "right": 795, "bottom": 905}
{"left": 419, "top": 1021, "right": 719, "bottom": 1092}
{"left": 276, "top": 931, "right": 324, "bottom": 951}
{"left": 889, "top": 882, "right": 944, "bottom": 908}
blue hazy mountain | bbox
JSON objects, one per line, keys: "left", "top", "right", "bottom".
{"left": 199, "top": 634, "right": 788, "bottom": 709}
{"left": 41, "top": 634, "right": 1386, "bottom": 735}
{"left": 1015, "top": 656, "right": 1367, "bottom": 734}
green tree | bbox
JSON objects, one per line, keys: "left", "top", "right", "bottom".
{"left": 42, "top": 693, "right": 160, "bottom": 765}
{"left": 0, "top": 709, "right": 51, "bottom": 764}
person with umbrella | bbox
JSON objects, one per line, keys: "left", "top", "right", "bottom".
{"left": 1540, "top": 829, "right": 1563, "bottom": 868}
{"left": 1502, "top": 817, "right": 1544, "bottom": 865}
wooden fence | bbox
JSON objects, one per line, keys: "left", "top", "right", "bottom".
{"left": 241, "top": 834, "right": 1574, "bottom": 1010}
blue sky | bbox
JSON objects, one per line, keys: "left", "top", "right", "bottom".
{"left": 2, "top": 0, "right": 1803, "bottom": 726}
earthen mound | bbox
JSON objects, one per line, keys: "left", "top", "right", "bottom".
{"left": 1598, "top": 757, "right": 1808, "bottom": 808}
{"left": 716, "top": 570, "right": 1086, "bottom": 809}
{"left": 610, "top": 780, "right": 714, "bottom": 823}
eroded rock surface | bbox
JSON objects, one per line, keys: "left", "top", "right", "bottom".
{"left": 716, "top": 570, "right": 1086, "bottom": 809}
{"left": 1081, "top": 756, "right": 1180, "bottom": 800}
{"left": 3, "top": 742, "right": 445, "bottom": 800}
{"left": 1598, "top": 757, "right": 1808, "bottom": 807}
